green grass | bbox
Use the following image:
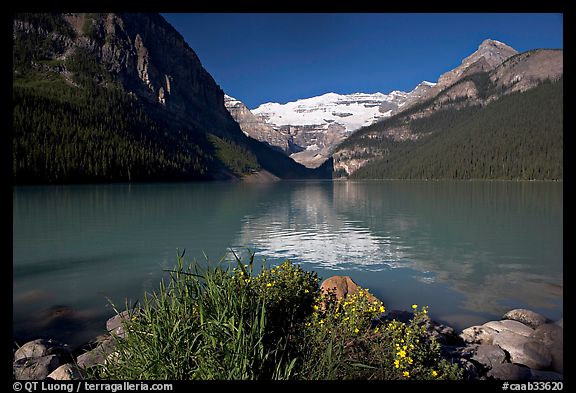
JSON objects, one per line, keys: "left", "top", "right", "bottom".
{"left": 88, "top": 251, "right": 462, "bottom": 380}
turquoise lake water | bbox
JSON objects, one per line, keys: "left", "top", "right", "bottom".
{"left": 13, "top": 180, "right": 563, "bottom": 348}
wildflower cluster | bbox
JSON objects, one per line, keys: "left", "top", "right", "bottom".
{"left": 306, "top": 286, "right": 385, "bottom": 340}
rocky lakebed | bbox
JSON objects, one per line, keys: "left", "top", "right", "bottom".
{"left": 13, "top": 276, "right": 563, "bottom": 381}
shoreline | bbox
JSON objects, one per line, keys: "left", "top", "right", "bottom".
{"left": 13, "top": 275, "right": 563, "bottom": 382}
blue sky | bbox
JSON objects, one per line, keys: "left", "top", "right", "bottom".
{"left": 161, "top": 13, "right": 563, "bottom": 109}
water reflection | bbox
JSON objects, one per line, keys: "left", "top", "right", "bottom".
{"left": 235, "top": 180, "right": 563, "bottom": 320}
{"left": 13, "top": 180, "right": 562, "bottom": 346}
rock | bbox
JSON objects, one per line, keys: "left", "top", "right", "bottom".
{"left": 76, "top": 337, "right": 117, "bottom": 369}
{"left": 460, "top": 325, "right": 497, "bottom": 345}
{"left": 554, "top": 318, "right": 563, "bottom": 328}
{"left": 47, "top": 363, "right": 83, "bottom": 380}
{"left": 106, "top": 311, "right": 132, "bottom": 338}
{"left": 503, "top": 309, "right": 548, "bottom": 329}
{"left": 531, "top": 323, "right": 562, "bottom": 347}
{"left": 484, "top": 320, "right": 535, "bottom": 337}
{"left": 530, "top": 323, "right": 563, "bottom": 373}
{"left": 13, "top": 354, "right": 60, "bottom": 380}
{"left": 320, "top": 276, "right": 381, "bottom": 304}
{"left": 471, "top": 344, "right": 508, "bottom": 370}
{"left": 529, "top": 370, "right": 564, "bottom": 381}
{"left": 487, "top": 363, "right": 532, "bottom": 380}
{"left": 492, "top": 331, "right": 552, "bottom": 370}
{"left": 442, "top": 344, "right": 478, "bottom": 361}
{"left": 14, "top": 338, "right": 70, "bottom": 362}
{"left": 456, "top": 358, "right": 480, "bottom": 380}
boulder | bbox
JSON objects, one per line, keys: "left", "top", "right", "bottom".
{"left": 13, "top": 354, "right": 60, "bottom": 380}
{"left": 483, "top": 320, "right": 534, "bottom": 337}
{"left": 531, "top": 323, "right": 562, "bottom": 347}
{"left": 554, "top": 318, "right": 563, "bottom": 328}
{"left": 76, "top": 337, "right": 117, "bottom": 369}
{"left": 470, "top": 344, "right": 507, "bottom": 370}
{"left": 14, "top": 339, "right": 70, "bottom": 362}
{"left": 503, "top": 309, "right": 548, "bottom": 329}
{"left": 530, "top": 323, "right": 563, "bottom": 373}
{"left": 460, "top": 325, "right": 497, "bottom": 345}
{"left": 47, "top": 363, "right": 83, "bottom": 380}
{"left": 487, "top": 363, "right": 532, "bottom": 380}
{"left": 106, "top": 310, "right": 132, "bottom": 338}
{"left": 529, "top": 370, "right": 564, "bottom": 381}
{"left": 456, "top": 358, "right": 480, "bottom": 380}
{"left": 320, "top": 276, "right": 381, "bottom": 304}
{"left": 492, "top": 331, "right": 552, "bottom": 370}
{"left": 320, "top": 276, "right": 383, "bottom": 303}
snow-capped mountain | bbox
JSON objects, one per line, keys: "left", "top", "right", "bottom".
{"left": 235, "top": 82, "right": 435, "bottom": 168}
{"left": 252, "top": 91, "right": 410, "bottom": 133}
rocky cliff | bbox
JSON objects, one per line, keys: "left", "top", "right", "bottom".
{"left": 13, "top": 13, "right": 322, "bottom": 182}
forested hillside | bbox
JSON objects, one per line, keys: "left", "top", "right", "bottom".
{"left": 342, "top": 78, "right": 562, "bottom": 180}
{"left": 12, "top": 13, "right": 322, "bottom": 184}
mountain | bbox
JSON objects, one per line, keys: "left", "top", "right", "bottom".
{"left": 332, "top": 39, "right": 563, "bottom": 180}
{"left": 224, "top": 94, "right": 293, "bottom": 154}
{"left": 13, "top": 13, "right": 326, "bottom": 184}
{"left": 226, "top": 83, "right": 435, "bottom": 168}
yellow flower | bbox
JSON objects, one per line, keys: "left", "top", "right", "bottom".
{"left": 403, "top": 371, "right": 410, "bottom": 378}
{"left": 412, "top": 304, "right": 418, "bottom": 309}
{"left": 304, "top": 289, "right": 309, "bottom": 293}
{"left": 266, "top": 282, "right": 273, "bottom": 287}
{"left": 431, "top": 370, "right": 438, "bottom": 377}
{"left": 397, "top": 350, "right": 406, "bottom": 358}
{"left": 374, "top": 327, "right": 379, "bottom": 333}
{"left": 379, "top": 305, "right": 385, "bottom": 313}
{"left": 407, "top": 357, "right": 413, "bottom": 365}
{"left": 313, "top": 305, "right": 319, "bottom": 310}
{"left": 354, "top": 328, "right": 359, "bottom": 333}
{"left": 394, "top": 360, "right": 400, "bottom": 368}
{"left": 318, "top": 319, "right": 324, "bottom": 325}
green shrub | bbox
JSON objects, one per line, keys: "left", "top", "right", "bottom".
{"left": 89, "top": 251, "right": 462, "bottom": 380}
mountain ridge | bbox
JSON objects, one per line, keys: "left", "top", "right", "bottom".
{"left": 13, "top": 12, "right": 326, "bottom": 183}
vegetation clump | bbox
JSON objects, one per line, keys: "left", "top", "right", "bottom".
{"left": 90, "top": 252, "right": 462, "bottom": 380}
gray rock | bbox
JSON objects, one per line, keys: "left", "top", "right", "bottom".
{"left": 456, "top": 358, "right": 480, "bottom": 380}
{"left": 442, "top": 344, "right": 478, "bottom": 361}
{"left": 13, "top": 354, "right": 60, "bottom": 380}
{"left": 460, "top": 325, "right": 497, "bottom": 344}
{"left": 76, "top": 338, "right": 117, "bottom": 369}
{"left": 531, "top": 323, "right": 563, "bottom": 373}
{"left": 47, "top": 363, "right": 83, "bottom": 380}
{"left": 106, "top": 310, "right": 132, "bottom": 338}
{"left": 484, "top": 319, "right": 535, "bottom": 337}
{"left": 487, "top": 363, "right": 531, "bottom": 380}
{"left": 471, "top": 344, "right": 507, "bottom": 370}
{"left": 554, "top": 318, "right": 563, "bottom": 328}
{"left": 531, "top": 323, "right": 563, "bottom": 347}
{"left": 14, "top": 339, "right": 70, "bottom": 362}
{"left": 503, "top": 309, "right": 548, "bottom": 329}
{"left": 492, "top": 331, "right": 552, "bottom": 370}
{"left": 529, "top": 370, "right": 564, "bottom": 381}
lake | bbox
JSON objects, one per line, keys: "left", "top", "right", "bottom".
{"left": 13, "top": 180, "right": 563, "bottom": 348}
